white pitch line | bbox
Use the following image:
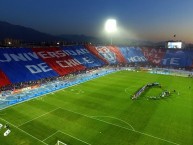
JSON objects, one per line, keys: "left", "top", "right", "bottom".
{"left": 59, "top": 107, "right": 180, "bottom": 145}
{"left": 90, "top": 115, "right": 135, "bottom": 131}
{"left": 18, "top": 108, "right": 59, "bottom": 127}
{"left": 134, "top": 130, "right": 180, "bottom": 145}
{"left": 42, "top": 131, "right": 59, "bottom": 142}
{"left": 0, "top": 117, "right": 48, "bottom": 145}
{"left": 42, "top": 130, "right": 91, "bottom": 145}
{"left": 59, "top": 130, "right": 91, "bottom": 145}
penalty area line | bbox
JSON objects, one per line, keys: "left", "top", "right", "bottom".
{"left": 59, "top": 107, "right": 180, "bottom": 145}
{"left": 42, "top": 130, "right": 91, "bottom": 145}
{"left": 59, "top": 130, "right": 91, "bottom": 145}
{"left": 17, "top": 107, "right": 60, "bottom": 127}
{"left": 0, "top": 117, "right": 48, "bottom": 145}
{"left": 42, "top": 131, "right": 59, "bottom": 142}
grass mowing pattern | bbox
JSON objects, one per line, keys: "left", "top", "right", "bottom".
{"left": 0, "top": 71, "right": 192, "bottom": 145}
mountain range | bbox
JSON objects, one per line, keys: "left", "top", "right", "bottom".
{"left": 0, "top": 21, "right": 63, "bottom": 42}
{"left": 0, "top": 21, "right": 164, "bottom": 46}
{"left": 0, "top": 21, "right": 101, "bottom": 43}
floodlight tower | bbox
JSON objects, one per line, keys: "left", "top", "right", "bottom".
{"left": 105, "top": 19, "right": 117, "bottom": 45}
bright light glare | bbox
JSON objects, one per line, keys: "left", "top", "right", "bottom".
{"left": 105, "top": 19, "right": 117, "bottom": 33}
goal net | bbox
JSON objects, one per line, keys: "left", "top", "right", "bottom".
{"left": 56, "top": 140, "right": 67, "bottom": 145}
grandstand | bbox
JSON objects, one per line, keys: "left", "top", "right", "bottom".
{"left": 0, "top": 44, "right": 193, "bottom": 108}
{"left": 0, "top": 45, "right": 193, "bottom": 145}
{"left": 1, "top": 45, "right": 192, "bottom": 82}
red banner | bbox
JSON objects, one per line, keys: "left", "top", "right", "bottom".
{"left": 32, "top": 47, "right": 85, "bottom": 76}
{"left": 0, "top": 69, "right": 11, "bottom": 87}
{"left": 142, "top": 48, "right": 166, "bottom": 65}
{"left": 107, "top": 46, "right": 127, "bottom": 63}
{"left": 85, "top": 44, "right": 108, "bottom": 64}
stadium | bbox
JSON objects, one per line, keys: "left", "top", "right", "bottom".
{"left": 0, "top": 44, "right": 192, "bottom": 145}
{"left": 1, "top": 0, "right": 193, "bottom": 144}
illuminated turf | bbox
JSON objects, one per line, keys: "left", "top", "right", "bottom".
{"left": 0, "top": 71, "right": 192, "bottom": 145}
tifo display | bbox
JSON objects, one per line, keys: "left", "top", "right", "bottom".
{"left": 0, "top": 45, "right": 192, "bottom": 87}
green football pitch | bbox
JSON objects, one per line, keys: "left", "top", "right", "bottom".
{"left": 0, "top": 71, "right": 192, "bottom": 145}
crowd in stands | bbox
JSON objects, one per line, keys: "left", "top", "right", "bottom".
{"left": 0, "top": 66, "right": 105, "bottom": 93}
{"left": 0, "top": 44, "right": 192, "bottom": 95}
{"left": 0, "top": 63, "right": 192, "bottom": 95}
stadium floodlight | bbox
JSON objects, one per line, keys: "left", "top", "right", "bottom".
{"left": 105, "top": 19, "right": 117, "bottom": 45}
{"left": 105, "top": 19, "right": 117, "bottom": 33}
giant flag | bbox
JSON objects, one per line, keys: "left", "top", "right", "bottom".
{"left": 0, "top": 48, "right": 59, "bottom": 83}
{"left": 61, "top": 45, "right": 104, "bottom": 68}
{"left": 161, "top": 49, "right": 192, "bottom": 67}
{"left": 107, "top": 46, "right": 127, "bottom": 63}
{"left": 94, "top": 46, "right": 118, "bottom": 64}
{"left": 32, "top": 47, "right": 86, "bottom": 76}
{"left": 0, "top": 69, "right": 11, "bottom": 87}
{"left": 142, "top": 47, "right": 166, "bottom": 65}
{"left": 85, "top": 44, "right": 108, "bottom": 64}
{"left": 119, "top": 47, "right": 147, "bottom": 63}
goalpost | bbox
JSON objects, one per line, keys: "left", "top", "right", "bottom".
{"left": 56, "top": 140, "right": 67, "bottom": 145}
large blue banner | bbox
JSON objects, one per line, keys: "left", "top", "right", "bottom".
{"left": 61, "top": 45, "right": 104, "bottom": 68}
{"left": 0, "top": 48, "right": 59, "bottom": 83}
{"left": 161, "top": 50, "right": 192, "bottom": 67}
{"left": 118, "top": 47, "right": 147, "bottom": 63}
{"left": 189, "top": 50, "right": 193, "bottom": 68}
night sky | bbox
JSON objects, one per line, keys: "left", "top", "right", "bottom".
{"left": 0, "top": 0, "right": 193, "bottom": 42}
